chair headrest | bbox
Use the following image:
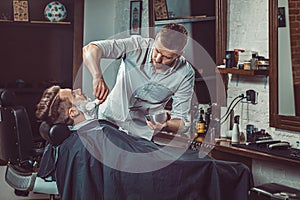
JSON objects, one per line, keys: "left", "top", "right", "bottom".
{"left": 0, "top": 89, "right": 16, "bottom": 106}
{"left": 39, "top": 122, "right": 71, "bottom": 146}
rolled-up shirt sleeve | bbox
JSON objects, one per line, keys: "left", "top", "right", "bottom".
{"left": 90, "top": 36, "right": 151, "bottom": 60}
{"left": 171, "top": 64, "right": 195, "bottom": 123}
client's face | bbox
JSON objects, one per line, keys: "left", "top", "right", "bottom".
{"left": 59, "top": 88, "right": 97, "bottom": 120}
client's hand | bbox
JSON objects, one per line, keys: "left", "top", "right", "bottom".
{"left": 93, "top": 77, "right": 109, "bottom": 104}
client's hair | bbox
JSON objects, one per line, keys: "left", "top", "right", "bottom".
{"left": 156, "top": 23, "right": 189, "bottom": 52}
{"left": 36, "top": 85, "right": 73, "bottom": 125}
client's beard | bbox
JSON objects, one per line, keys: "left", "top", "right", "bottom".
{"left": 76, "top": 99, "right": 98, "bottom": 120}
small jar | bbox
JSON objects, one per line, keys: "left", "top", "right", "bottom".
{"left": 244, "top": 62, "right": 251, "bottom": 70}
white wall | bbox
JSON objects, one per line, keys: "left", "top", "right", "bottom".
{"left": 82, "top": 0, "right": 118, "bottom": 98}
{"left": 227, "top": 0, "right": 300, "bottom": 189}
{"left": 227, "top": 0, "right": 268, "bottom": 57}
{"left": 81, "top": 0, "right": 150, "bottom": 98}
{"left": 83, "top": 0, "right": 116, "bottom": 44}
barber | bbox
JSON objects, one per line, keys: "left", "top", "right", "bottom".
{"left": 82, "top": 23, "right": 195, "bottom": 140}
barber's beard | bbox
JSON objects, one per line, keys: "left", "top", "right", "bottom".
{"left": 151, "top": 58, "right": 177, "bottom": 71}
{"left": 151, "top": 60, "right": 169, "bottom": 72}
{"left": 76, "top": 99, "right": 98, "bottom": 120}
{"left": 154, "top": 62, "right": 167, "bottom": 70}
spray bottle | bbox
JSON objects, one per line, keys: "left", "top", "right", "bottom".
{"left": 231, "top": 115, "right": 240, "bottom": 144}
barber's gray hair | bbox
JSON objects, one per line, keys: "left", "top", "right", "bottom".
{"left": 156, "top": 23, "right": 188, "bottom": 52}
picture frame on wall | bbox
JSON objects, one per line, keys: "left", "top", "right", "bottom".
{"left": 13, "top": 0, "right": 29, "bottom": 22}
{"left": 153, "top": 0, "right": 168, "bottom": 20}
{"left": 130, "top": 0, "right": 142, "bottom": 35}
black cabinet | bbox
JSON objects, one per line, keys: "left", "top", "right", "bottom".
{"left": 0, "top": 0, "right": 83, "bottom": 138}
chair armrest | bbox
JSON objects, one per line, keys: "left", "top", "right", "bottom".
{"left": 5, "top": 163, "right": 37, "bottom": 191}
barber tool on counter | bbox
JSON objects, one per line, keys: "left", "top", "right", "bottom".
{"left": 245, "top": 125, "right": 272, "bottom": 143}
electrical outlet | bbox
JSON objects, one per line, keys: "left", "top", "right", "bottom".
{"left": 246, "top": 90, "right": 258, "bottom": 104}
{"left": 296, "top": 141, "right": 300, "bottom": 149}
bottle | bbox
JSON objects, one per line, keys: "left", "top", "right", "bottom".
{"left": 231, "top": 115, "right": 240, "bottom": 144}
{"left": 205, "top": 107, "right": 211, "bottom": 133}
{"left": 195, "top": 108, "right": 206, "bottom": 143}
{"left": 197, "top": 108, "right": 205, "bottom": 133}
{"left": 251, "top": 52, "right": 258, "bottom": 70}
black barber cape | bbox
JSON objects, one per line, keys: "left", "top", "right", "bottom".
{"left": 38, "top": 120, "right": 253, "bottom": 200}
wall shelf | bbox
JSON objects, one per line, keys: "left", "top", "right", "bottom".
{"left": 216, "top": 68, "right": 269, "bottom": 88}
{"left": 0, "top": 20, "right": 72, "bottom": 27}
{"left": 216, "top": 68, "right": 269, "bottom": 76}
{"left": 30, "top": 20, "right": 71, "bottom": 25}
{"left": 154, "top": 16, "right": 216, "bottom": 25}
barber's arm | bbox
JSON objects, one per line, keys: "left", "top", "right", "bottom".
{"left": 82, "top": 43, "right": 109, "bottom": 103}
{"left": 150, "top": 65, "right": 195, "bottom": 134}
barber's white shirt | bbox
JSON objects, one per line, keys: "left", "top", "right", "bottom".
{"left": 91, "top": 36, "right": 195, "bottom": 140}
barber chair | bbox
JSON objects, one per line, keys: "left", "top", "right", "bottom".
{"left": 0, "top": 89, "right": 59, "bottom": 199}
{"left": 249, "top": 183, "right": 300, "bottom": 200}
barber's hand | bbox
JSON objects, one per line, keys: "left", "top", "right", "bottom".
{"left": 146, "top": 112, "right": 170, "bottom": 132}
{"left": 146, "top": 120, "right": 167, "bottom": 132}
{"left": 93, "top": 77, "right": 109, "bottom": 104}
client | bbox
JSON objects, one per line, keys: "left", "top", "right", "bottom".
{"left": 35, "top": 85, "right": 253, "bottom": 200}
{"left": 35, "top": 85, "right": 97, "bottom": 128}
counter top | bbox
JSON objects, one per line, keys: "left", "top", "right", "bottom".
{"left": 153, "top": 132, "right": 300, "bottom": 167}
{"left": 212, "top": 141, "right": 300, "bottom": 168}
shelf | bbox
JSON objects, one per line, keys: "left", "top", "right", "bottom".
{"left": 154, "top": 16, "right": 216, "bottom": 25}
{"left": 0, "top": 19, "right": 13, "bottom": 22}
{"left": 30, "top": 20, "right": 71, "bottom": 25}
{"left": 216, "top": 68, "right": 269, "bottom": 76}
{"left": 0, "top": 20, "right": 72, "bottom": 26}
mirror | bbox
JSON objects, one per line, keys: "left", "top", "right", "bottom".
{"left": 269, "top": 0, "right": 300, "bottom": 132}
